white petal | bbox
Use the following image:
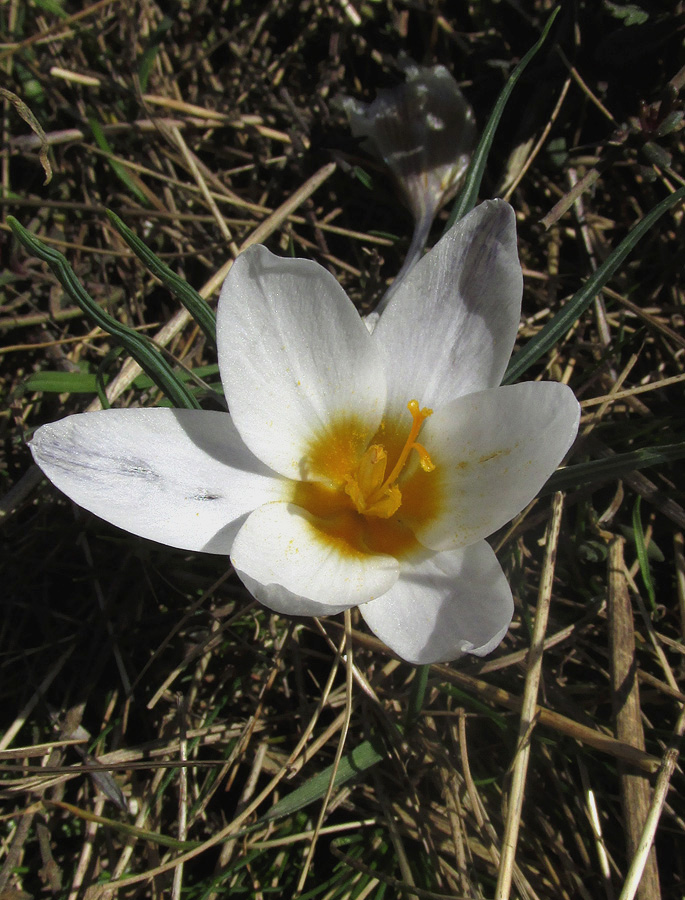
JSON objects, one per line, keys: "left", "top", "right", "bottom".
{"left": 30, "top": 409, "right": 286, "bottom": 554}
{"left": 409, "top": 382, "right": 580, "bottom": 551}
{"left": 231, "top": 501, "right": 399, "bottom": 616}
{"left": 217, "top": 245, "right": 386, "bottom": 480}
{"left": 373, "top": 200, "right": 522, "bottom": 414}
{"left": 360, "top": 542, "right": 513, "bottom": 664}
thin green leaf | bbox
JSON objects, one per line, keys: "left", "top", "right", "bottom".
{"left": 445, "top": 7, "right": 560, "bottom": 228}
{"left": 33, "top": 0, "right": 68, "bottom": 17}
{"left": 96, "top": 347, "right": 123, "bottom": 410}
{"left": 89, "top": 119, "right": 150, "bottom": 207}
{"left": 23, "top": 371, "right": 108, "bottom": 394}
{"left": 353, "top": 165, "right": 374, "bottom": 190}
{"left": 543, "top": 442, "right": 685, "bottom": 494}
{"left": 138, "top": 16, "right": 175, "bottom": 93}
{"left": 505, "top": 185, "right": 685, "bottom": 383}
{"left": 405, "top": 664, "right": 429, "bottom": 731}
{"left": 23, "top": 364, "right": 220, "bottom": 396}
{"left": 632, "top": 496, "right": 657, "bottom": 611}
{"left": 436, "top": 684, "right": 507, "bottom": 731}
{"left": 262, "top": 733, "right": 386, "bottom": 822}
{"left": 297, "top": 871, "right": 350, "bottom": 900}
{"left": 106, "top": 210, "right": 217, "bottom": 345}
{"left": 9, "top": 217, "right": 201, "bottom": 410}
{"left": 47, "top": 800, "right": 200, "bottom": 851}
{"left": 618, "top": 526, "right": 665, "bottom": 562}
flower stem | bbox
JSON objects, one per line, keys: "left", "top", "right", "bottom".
{"left": 405, "top": 663, "right": 430, "bottom": 731}
{"left": 374, "top": 209, "right": 435, "bottom": 317}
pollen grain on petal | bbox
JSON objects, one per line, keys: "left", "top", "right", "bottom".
{"left": 478, "top": 447, "right": 512, "bottom": 465}
{"left": 303, "top": 413, "right": 372, "bottom": 484}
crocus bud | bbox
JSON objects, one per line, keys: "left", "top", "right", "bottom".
{"left": 342, "top": 62, "right": 476, "bottom": 317}
{"left": 342, "top": 62, "right": 476, "bottom": 227}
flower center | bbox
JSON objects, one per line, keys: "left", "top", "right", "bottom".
{"left": 293, "top": 401, "right": 442, "bottom": 559}
{"left": 343, "top": 400, "right": 435, "bottom": 519}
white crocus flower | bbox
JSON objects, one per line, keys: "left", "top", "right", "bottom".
{"left": 30, "top": 201, "right": 579, "bottom": 665}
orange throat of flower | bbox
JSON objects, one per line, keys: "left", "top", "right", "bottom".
{"left": 292, "top": 400, "right": 440, "bottom": 559}
{"left": 343, "top": 400, "right": 435, "bottom": 518}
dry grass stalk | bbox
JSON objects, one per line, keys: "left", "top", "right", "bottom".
{"left": 496, "top": 491, "right": 565, "bottom": 900}
{"left": 617, "top": 705, "right": 685, "bottom": 900}
{"left": 608, "top": 536, "right": 661, "bottom": 900}
{"left": 295, "top": 609, "right": 355, "bottom": 894}
{"left": 330, "top": 626, "right": 662, "bottom": 773}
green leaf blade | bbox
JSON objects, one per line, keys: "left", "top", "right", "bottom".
{"left": 262, "top": 733, "right": 386, "bottom": 822}
{"left": 505, "top": 185, "right": 685, "bottom": 384}
{"left": 445, "top": 7, "right": 561, "bottom": 229}
{"left": 9, "top": 217, "right": 201, "bottom": 410}
{"left": 106, "top": 210, "right": 217, "bottom": 346}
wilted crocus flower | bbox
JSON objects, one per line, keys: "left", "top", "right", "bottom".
{"left": 30, "top": 201, "right": 579, "bottom": 665}
{"left": 342, "top": 62, "right": 477, "bottom": 311}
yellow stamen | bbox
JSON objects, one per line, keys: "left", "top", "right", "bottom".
{"left": 375, "top": 400, "right": 435, "bottom": 496}
{"left": 355, "top": 444, "right": 387, "bottom": 496}
{"left": 344, "top": 400, "right": 435, "bottom": 519}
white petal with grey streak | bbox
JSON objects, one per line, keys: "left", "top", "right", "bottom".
{"left": 30, "top": 408, "right": 286, "bottom": 554}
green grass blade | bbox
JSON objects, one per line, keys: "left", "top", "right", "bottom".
{"left": 9, "top": 217, "right": 201, "bottom": 410}
{"left": 106, "top": 210, "right": 217, "bottom": 346}
{"left": 504, "top": 185, "right": 685, "bottom": 384}
{"left": 405, "top": 664, "right": 429, "bottom": 731}
{"left": 436, "top": 684, "right": 508, "bottom": 731}
{"left": 262, "top": 733, "right": 386, "bottom": 822}
{"left": 543, "top": 442, "right": 685, "bottom": 494}
{"left": 89, "top": 119, "right": 150, "bottom": 207}
{"left": 48, "top": 800, "right": 200, "bottom": 850}
{"left": 96, "top": 347, "right": 119, "bottom": 410}
{"left": 23, "top": 364, "right": 221, "bottom": 395}
{"left": 23, "top": 371, "right": 110, "bottom": 394}
{"left": 138, "top": 15, "right": 175, "bottom": 93}
{"left": 33, "top": 0, "right": 67, "bottom": 16}
{"left": 632, "top": 496, "right": 657, "bottom": 611}
{"left": 445, "top": 7, "right": 560, "bottom": 229}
